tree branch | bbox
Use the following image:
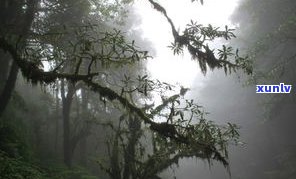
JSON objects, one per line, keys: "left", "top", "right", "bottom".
{"left": 0, "top": 37, "right": 191, "bottom": 145}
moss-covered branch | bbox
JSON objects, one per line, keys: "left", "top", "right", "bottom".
{"left": 147, "top": 0, "right": 253, "bottom": 75}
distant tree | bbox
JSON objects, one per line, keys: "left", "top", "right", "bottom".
{"left": 232, "top": 0, "right": 296, "bottom": 116}
{"left": 231, "top": 0, "right": 296, "bottom": 178}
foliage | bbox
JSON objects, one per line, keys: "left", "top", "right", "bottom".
{"left": 96, "top": 87, "right": 241, "bottom": 178}
{"left": 0, "top": 150, "right": 45, "bottom": 179}
{"left": 149, "top": 0, "right": 252, "bottom": 75}
{"left": 0, "top": 150, "right": 97, "bottom": 179}
{"left": 43, "top": 164, "right": 98, "bottom": 179}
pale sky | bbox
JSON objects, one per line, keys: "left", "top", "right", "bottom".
{"left": 133, "top": 0, "right": 239, "bottom": 88}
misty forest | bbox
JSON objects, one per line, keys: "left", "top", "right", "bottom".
{"left": 0, "top": 0, "right": 295, "bottom": 178}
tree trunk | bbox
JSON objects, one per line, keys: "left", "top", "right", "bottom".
{"left": 61, "top": 80, "right": 75, "bottom": 167}
{"left": 0, "top": 60, "right": 18, "bottom": 117}
{"left": 0, "top": 0, "right": 38, "bottom": 117}
{"left": 123, "top": 115, "right": 141, "bottom": 179}
{"left": 79, "top": 88, "right": 88, "bottom": 166}
{"left": 54, "top": 80, "right": 60, "bottom": 153}
{"left": 0, "top": 51, "right": 10, "bottom": 87}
